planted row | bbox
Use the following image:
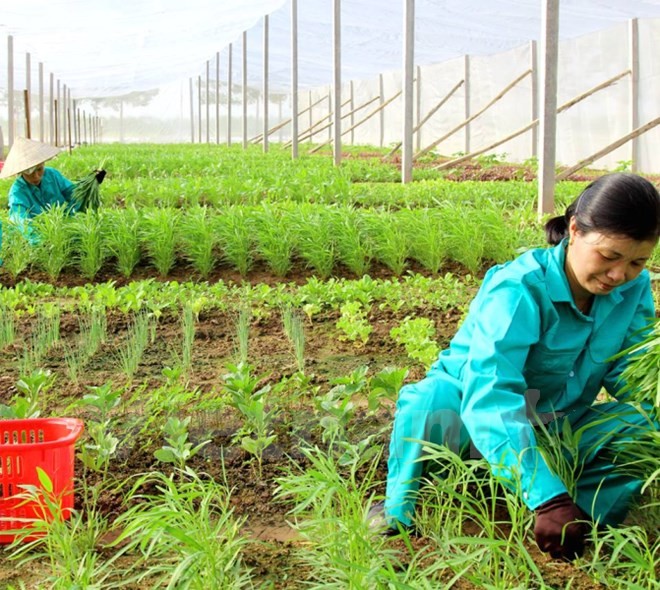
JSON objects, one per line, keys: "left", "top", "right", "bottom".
{"left": 0, "top": 201, "right": 542, "bottom": 281}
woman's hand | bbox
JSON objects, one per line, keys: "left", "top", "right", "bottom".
{"left": 534, "top": 492, "right": 589, "bottom": 560}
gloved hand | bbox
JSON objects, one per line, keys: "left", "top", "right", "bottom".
{"left": 95, "top": 169, "right": 107, "bottom": 184}
{"left": 534, "top": 492, "right": 589, "bottom": 560}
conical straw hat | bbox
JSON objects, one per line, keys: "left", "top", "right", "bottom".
{"left": 0, "top": 137, "right": 62, "bottom": 179}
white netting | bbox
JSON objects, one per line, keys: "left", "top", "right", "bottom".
{"left": 2, "top": 1, "right": 660, "bottom": 167}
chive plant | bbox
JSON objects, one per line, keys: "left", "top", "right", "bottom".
{"left": 116, "top": 311, "right": 153, "bottom": 379}
{"left": 400, "top": 208, "right": 447, "bottom": 273}
{"left": 253, "top": 204, "right": 296, "bottom": 276}
{"left": 282, "top": 305, "right": 306, "bottom": 373}
{"left": 331, "top": 207, "right": 373, "bottom": 275}
{"left": 365, "top": 210, "right": 409, "bottom": 275}
{"left": 179, "top": 206, "right": 218, "bottom": 278}
{"left": 415, "top": 443, "right": 543, "bottom": 588}
{"left": 32, "top": 205, "right": 73, "bottom": 279}
{"left": 70, "top": 209, "right": 109, "bottom": 279}
{"left": 0, "top": 303, "right": 16, "bottom": 349}
{"left": 214, "top": 206, "right": 254, "bottom": 276}
{"left": 110, "top": 470, "right": 253, "bottom": 589}
{"left": 140, "top": 207, "right": 180, "bottom": 277}
{"left": 104, "top": 207, "right": 142, "bottom": 277}
{"left": 233, "top": 305, "right": 251, "bottom": 365}
{"left": 275, "top": 440, "right": 394, "bottom": 589}
{"left": 0, "top": 216, "right": 35, "bottom": 279}
{"left": 292, "top": 205, "right": 337, "bottom": 278}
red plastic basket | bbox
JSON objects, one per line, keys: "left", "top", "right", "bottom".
{"left": 0, "top": 418, "right": 84, "bottom": 543}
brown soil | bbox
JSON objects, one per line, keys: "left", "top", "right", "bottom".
{"left": 0, "top": 260, "right": 627, "bottom": 590}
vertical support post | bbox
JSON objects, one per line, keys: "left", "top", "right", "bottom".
{"left": 205, "top": 60, "right": 210, "bottom": 143}
{"left": 263, "top": 15, "right": 269, "bottom": 153}
{"left": 629, "top": 18, "right": 639, "bottom": 173}
{"left": 67, "top": 102, "right": 72, "bottom": 152}
{"left": 197, "top": 75, "right": 202, "bottom": 144}
{"left": 415, "top": 65, "right": 422, "bottom": 151}
{"left": 189, "top": 77, "right": 195, "bottom": 143}
{"left": 54, "top": 99, "right": 59, "bottom": 146}
{"left": 349, "top": 80, "right": 355, "bottom": 144}
{"left": 24, "top": 90, "right": 31, "bottom": 139}
{"left": 243, "top": 32, "right": 249, "bottom": 148}
{"left": 57, "top": 81, "right": 62, "bottom": 145}
{"left": 61, "top": 83, "right": 67, "bottom": 146}
{"left": 216, "top": 51, "right": 220, "bottom": 144}
{"left": 530, "top": 40, "right": 538, "bottom": 158}
{"left": 332, "top": 0, "right": 341, "bottom": 166}
{"left": 538, "top": 0, "right": 560, "bottom": 217}
{"left": 25, "top": 52, "right": 31, "bottom": 138}
{"left": 8, "top": 35, "right": 15, "bottom": 147}
{"left": 120, "top": 98, "right": 124, "bottom": 144}
{"left": 379, "top": 73, "right": 384, "bottom": 148}
{"left": 49, "top": 73, "right": 54, "bottom": 144}
{"left": 291, "top": 0, "right": 299, "bottom": 158}
{"left": 72, "top": 99, "right": 77, "bottom": 144}
{"left": 402, "top": 0, "right": 415, "bottom": 184}
{"left": 327, "top": 89, "right": 332, "bottom": 143}
{"left": 308, "top": 91, "right": 313, "bottom": 143}
{"left": 39, "top": 62, "right": 44, "bottom": 142}
{"left": 464, "top": 55, "right": 471, "bottom": 154}
{"left": 228, "top": 42, "right": 234, "bottom": 145}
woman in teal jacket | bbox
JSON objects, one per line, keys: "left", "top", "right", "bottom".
{"left": 372, "top": 172, "right": 660, "bottom": 560}
{"left": 1, "top": 137, "right": 80, "bottom": 244}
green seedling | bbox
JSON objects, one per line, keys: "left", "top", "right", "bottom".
{"left": 390, "top": 316, "right": 440, "bottom": 368}
{"left": 0, "top": 369, "right": 54, "bottom": 419}
{"left": 154, "top": 416, "right": 211, "bottom": 472}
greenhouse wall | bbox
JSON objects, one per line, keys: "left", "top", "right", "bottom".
{"left": 304, "top": 18, "right": 660, "bottom": 172}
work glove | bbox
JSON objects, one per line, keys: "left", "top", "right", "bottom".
{"left": 534, "top": 492, "right": 589, "bottom": 560}
{"left": 95, "top": 169, "right": 107, "bottom": 184}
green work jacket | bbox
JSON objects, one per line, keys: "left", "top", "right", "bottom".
{"left": 429, "top": 240, "right": 654, "bottom": 508}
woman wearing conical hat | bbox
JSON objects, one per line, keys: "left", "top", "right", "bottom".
{"left": 0, "top": 137, "right": 81, "bottom": 242}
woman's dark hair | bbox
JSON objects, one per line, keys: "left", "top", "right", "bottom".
{"left": 544, "top": 172, "right": 660, "bottom": 245}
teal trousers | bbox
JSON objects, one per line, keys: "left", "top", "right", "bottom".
{"left": 384, "top": 377, "right": 656, "bottom": 527}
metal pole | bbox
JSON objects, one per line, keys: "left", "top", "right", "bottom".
{"left": 629, "top": 18, "right": 639, "bottom": 172}
{"left": 291, "top": 0, "right": 299, "bottom": 158}
{"left": 39, "top": 62, "right": 44, "bottom": 141}
{"left": 402, "top": 0, "right": 415, "bottom": 183}
{"left": 243, "top": 32, "right": 248, "bottom": 148}
{"left": 464, "top": 55, "right": 471, "bottom": 154}
{"left": 379, "top": 73, "right": 384, "bottom": 148}
{"left": 216, "top": 51, "right": 220, "bottom": 144}
{"left": 189, "top": 77, "right": 194, "bottom": 142}
{"left": 49, "top": 72, "right": 54, "bottom": 144}
{"left": 8, "top": 35, "right": 14, "bottom": 146}
{"left": 349, "top": 80, "right": 354, "bottom": 144}
{"left": 538, "top": 0, "right": 560, "bottom": 217}
{"left": 530, "top": 40, "right": 538, "bottom": 158}
{"left": 25, "top": 52, "right": 31, "bottom": 138}
{"left": 332, "top": 0, "right": 341, "bottom": 165}
{"left": 228, "top": 43, "right": 233, "bottom": 145}
{"left": 197, "top": 75, "right": 202, "bottom": 143}
{"left": 205, "top": 60, "right": 210, "bottom": 143}
{"left": 263, "top": 15, "right": 269, "bottom": 153}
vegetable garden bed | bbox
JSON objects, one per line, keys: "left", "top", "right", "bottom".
{"left": 0, "top": 144, "right": 657, "bottom": 589}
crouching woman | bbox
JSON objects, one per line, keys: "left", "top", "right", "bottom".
{"left": 372, "top": 172, "right": 660, "bottom": 560}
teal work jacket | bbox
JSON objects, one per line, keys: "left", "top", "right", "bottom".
{"left": 6, "top": 167, "right": 78, "bottom": 243}
{"left": 429, "top": 240, "right": 654, "bottom": 508}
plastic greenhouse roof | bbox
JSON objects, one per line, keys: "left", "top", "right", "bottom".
{"left": 2, "top": 0, "right": 660, "bottom": 99}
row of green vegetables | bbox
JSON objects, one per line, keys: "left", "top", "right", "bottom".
{"left": 0, "top": 272, "right": 478, "bottom": 318}
{"left": 0, "top": 143, "right": 588, "bottom": 209}
{"left": 0, "top": 200, "right": 551, "bottom": 280}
